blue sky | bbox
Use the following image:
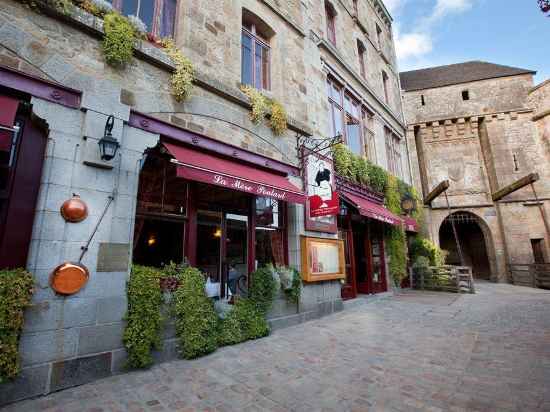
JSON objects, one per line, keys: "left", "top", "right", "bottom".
{"left": 388, "top": 0, "right": 550, "bottom": 84}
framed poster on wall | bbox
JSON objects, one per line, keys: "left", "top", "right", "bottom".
{"left": 300, "top": 236, "right": 345, "bottom": 282}
{"left": 303, "top": 148, "right": 338, "bottom": 233}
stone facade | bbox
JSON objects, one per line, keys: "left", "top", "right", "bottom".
{"left": 403, "top": 68, "right": 550, "bottom": 280}
{"left": 0, "top": 0, "right": 407, "bottom": 404}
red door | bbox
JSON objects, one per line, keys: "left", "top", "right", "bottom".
{"left": 0, "top": 98, "right": 47, "bottom": 268}
{"left": 339, "top": 228, "right": 356, "bottom": 300}
{"left": 370, "top": 235, "right": 387, "bottom": 294}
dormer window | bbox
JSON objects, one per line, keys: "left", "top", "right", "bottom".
{"left": 241, "top": 9, "right": 274, "bottom": 90}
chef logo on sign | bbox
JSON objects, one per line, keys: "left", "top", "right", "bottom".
{"left": 307, "top": 155, "right": 339, "bottom": 217}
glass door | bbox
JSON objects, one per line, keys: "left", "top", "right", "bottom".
{"left": 196, "top": 210, "right": 248, "bottom": 300}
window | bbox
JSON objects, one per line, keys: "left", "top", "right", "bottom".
{"left": 112, "top": 0, "right": 177, "bottom": 38}
{"left": 241, "top": 10, "right": 272, "bottom": 90}
{"left": 344, "top": 94, "right": 363, "bottom": 156}
{"left": 327, "top": 78, "right": 344, "bottom": 139}
{"left": 385, "top": 128, "right": 403, "bottom": 178}
{"left": 327, "top": 78, "right": 364, "bottom": 157}
{"left": 462, "top": 90, "right": 470, "bottom": 101}
{"left": 512, "top": 153, "right": 520, "bottom": 172}
{"left": 255, "top": 198, "right": 287, "bottom": 267}
{"left": 352, "top": 0, "right": 358, "bottom": 15}
{"left": 357, "top": 40, "right": 366, "bottom": 79}
{"left": 421, "top": 95, "right": 425, "bottom": 106}
{"left": 325, "top": 2, "right": 337, "bottom": 45}
{"left": 531, "top": 239, "right": 546, "bottom": 264}
{"left": 382, "top": 70, "right": 389, "bottom": 104}
{"left": 376, "top": 24, "right": 383, "bottom": 49}
{"left": 362, "top": 109, "right": 377, "bottom": 163}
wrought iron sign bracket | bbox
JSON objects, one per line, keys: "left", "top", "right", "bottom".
{"left": 296, "top": 132, "right": 343, "bottom": 161}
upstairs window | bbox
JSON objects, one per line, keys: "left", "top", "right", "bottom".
{"left": 241, "top": 10, "right": 273, "bottom": 90}
{"left": 325, "top": 2, "right": 337, "bottom": 45}
{"left": 382, "top": 70, "right": 389, "bottom": 104}
{"left": 344, "top": 94, "right": 363, "bottom": 156}
{"left": 113, "top": 0, "right": 177, "bottom": 38}
{"left": 376, "top": 23, "right": 383, "bottom": 49}
{"left": 421, "top": 95, "right": 426, "bottom": 106}
{"left": 352, "top": 0, "right": 358, "bottom": 15}
{"left": 357, "top": 40, "right": 366, "bottom": 79}
{"left": 362, "top": 109, "right": 377, "bottom": 163}
{"left": 462, "top": 90, "right": 470, "bottom": 101}
{"left": 385, "top": 128, "right": 403, "bottom": 179}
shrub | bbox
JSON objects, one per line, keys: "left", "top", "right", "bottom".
{"left": 269, "top": 99, "right": 287, "bottom": 135}
{"left": 102, "top": 12, "right": 136, "bottom": 67}
{"left": 173, "top": 267, "right": 219, "bottom": 359}
{"left": 248, "top": 266, "right": 277, "bottom": 316}
{"left": 218, "top": 299, "right": 270, "bottom": 346}
{"left": 367, "top": 162, "right": 388, "bottom": 193}
{"left": 278, "top": 267, "right": 302, "bottom": 305}
{"left": 409, "top": 237, "right": 446, "bottom": 267}
{"left": 122, "top": 265, "right": 163, "bottom": 369}
{"left": 241, "top": 85, "right": 269, "bottom": 125}
{"left": 161, "top": 38, "right": 194, "bottom": 102}
{"left": 0, "top": 269, "right": 34, "bottom": 383}
{"left": 332, "top": 143, "right": 353, "bottom": 179}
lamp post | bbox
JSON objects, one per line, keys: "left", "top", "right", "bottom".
{"left": 98, "top": 115, "right": 120, "bottom": 161}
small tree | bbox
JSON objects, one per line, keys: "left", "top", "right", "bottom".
{"left": 540, "top": 0, "right": 550, "bottom": 16}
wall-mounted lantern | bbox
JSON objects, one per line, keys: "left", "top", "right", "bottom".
{"left": 98, "top": 115, "right": 120, "bottom": 161}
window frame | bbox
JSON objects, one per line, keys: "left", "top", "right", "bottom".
{"left": 382, "top": 70, "right": 389, "bottom": 104}
{"left": 385, "top": 128, "right": 403, "bottom": 179}
{"left": 327, "top": 77, "right": 365, "bottom": 157}
{"left": 325, "top": 2, "right": 337, "bottom": 46}
{"left": 111, "top": 0, "right": 177, "bottom": 39}
{"left": 357, "top": 40, "right": 366, "bottom": 79}
{"left": 241, "top": 23, "right": 271, "bottom": 90}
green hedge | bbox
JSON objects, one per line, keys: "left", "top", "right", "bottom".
{"left": 248, "top": 266, "right": 277, "bottom": 316}
{"left": 410, "top": 237, "right": 446, "bottom": 267}
{"left": 173, "top": 267, "right": 219, "bottom": 359}
{"left": 218, "top": 299, "right": 269, "bottom": 346}
{"left": 122, "top": 265, "right": 164, "bottom": 369}
{"left": 0, "top": 268, "right": 34, "bottom": 383}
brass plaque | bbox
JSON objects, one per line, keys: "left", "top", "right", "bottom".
{"left": 96, "top": 243, "right": 130, "bottom": 272}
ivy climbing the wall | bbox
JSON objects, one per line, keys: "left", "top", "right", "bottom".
{"left": 0, "top": 269, "right": 34, "bottom": 383}
{"left": 385, "top": 175, "right": 408, "bottom": 287}
{"left": 122, "top": 265, "right": 163, "bottom": 369}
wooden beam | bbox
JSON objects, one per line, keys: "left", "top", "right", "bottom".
{"left": 424, "top": 180, "right": 450, "bottom": 205}
{"left": 492, "top": 173, "right": 539, "bottom": 201}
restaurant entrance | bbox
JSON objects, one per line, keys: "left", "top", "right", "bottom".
{"left": 339, "top": 212, "right": 387, "bottom": 299}
{"left": 132, "top": 140, "right": 300, "bottom": 299}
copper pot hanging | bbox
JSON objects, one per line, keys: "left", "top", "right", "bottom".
{"left": 60, "top": 194, "right": 88, "bottom": 223}
{"left": 50, "top": 262, "right": 90, "bottom": 295}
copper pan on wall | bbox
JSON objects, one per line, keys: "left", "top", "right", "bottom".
{"left": 50, "top": 262, "right": 89, "bottom": 295}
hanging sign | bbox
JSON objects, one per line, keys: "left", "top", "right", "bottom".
{"left": 306, "top": 151, "right": 339, "bottom": 218}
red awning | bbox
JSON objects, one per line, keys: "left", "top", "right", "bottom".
{"left": 0, "top": 94, "right": 19, "bottom": 152}
{"left": 163, "top": 142, "right": 306, "bottom": 204}
{"left": 403, "top": 217, "right": 419, "bottom": 232}
{"left": 342, "top": 192, "right": 402, "bottom": 226}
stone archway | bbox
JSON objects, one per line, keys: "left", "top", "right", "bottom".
{"left": 439, "top": 211, "right": 497, "bottom": 280}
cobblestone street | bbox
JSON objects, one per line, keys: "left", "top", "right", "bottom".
{"left": 5, "top": 282, "right": 550, "bottom": 412}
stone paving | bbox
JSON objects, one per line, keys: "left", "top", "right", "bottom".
{"left": 4, "top": 282, "right": 550, "bottom": 412}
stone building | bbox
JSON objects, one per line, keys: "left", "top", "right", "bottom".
{"left": 0, "top": 0, "right": 411, "bottom": 404}
{"left": 401, "top": 61, "right": 550, "bottom": 281}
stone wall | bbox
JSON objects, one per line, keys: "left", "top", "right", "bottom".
{"left": 402, "top": 71, "right": 550, "bottom": 276}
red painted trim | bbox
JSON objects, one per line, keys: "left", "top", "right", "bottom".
{"left": 248, "top": 196, "right": 256, "bottom": 278}
{"left": 129, "top": 110, "right": 300, "bottom": 177}
{"left": 0, "top": 64, "right": 81, "bottom": 109}
{"left": 185, "top": 183, "right": 197, "bottom": 266}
